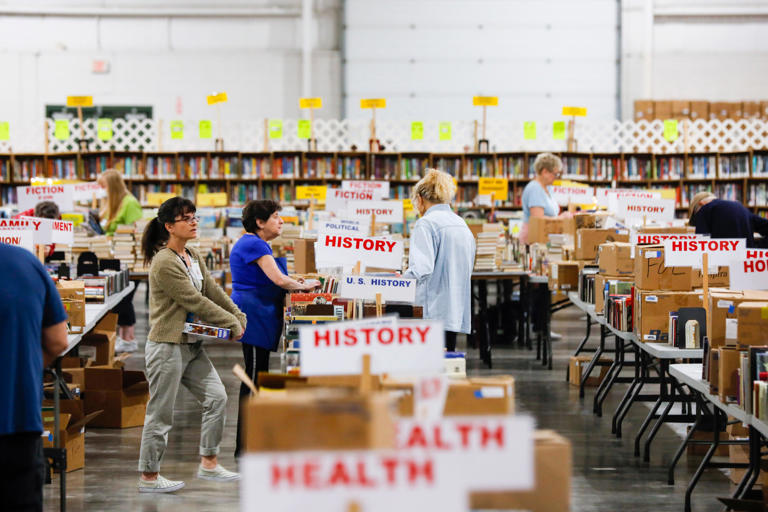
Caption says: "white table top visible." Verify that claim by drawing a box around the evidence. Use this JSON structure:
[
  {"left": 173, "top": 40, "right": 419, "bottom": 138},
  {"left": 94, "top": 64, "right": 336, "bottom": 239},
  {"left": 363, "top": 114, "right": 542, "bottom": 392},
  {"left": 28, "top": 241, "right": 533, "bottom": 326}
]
[
  {"left": 641, "top": 342, "right": 703, "bottom": 360},
  {"left": 669, "top": 363, "right": 750, "bottom": 423},
  {"left": 61, "top": 281, "right": 136, "bottom": 357},
  {"left": 528, "top": 275, "right": 549, "bottom": 284}
]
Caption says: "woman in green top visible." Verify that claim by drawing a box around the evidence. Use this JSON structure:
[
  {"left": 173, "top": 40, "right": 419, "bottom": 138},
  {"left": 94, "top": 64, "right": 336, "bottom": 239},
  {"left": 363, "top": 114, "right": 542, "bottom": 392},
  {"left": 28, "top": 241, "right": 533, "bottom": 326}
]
[{"left": 98, "top": 169, "right": 143, "bottom": 352}]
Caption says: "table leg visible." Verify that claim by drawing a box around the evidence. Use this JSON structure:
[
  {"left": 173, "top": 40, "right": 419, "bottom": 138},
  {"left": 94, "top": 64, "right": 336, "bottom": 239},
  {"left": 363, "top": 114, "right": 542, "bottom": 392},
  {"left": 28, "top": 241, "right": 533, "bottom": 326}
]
[
  {"left": 580, "top": 325, "right": 606, "bottom": 400},
  {"left": 685, "top": 407, "right": 724, "bottom": 512},
  {"left": 613, "top": 345, "right": 645, "bottom": 438},
  {"left": 567, "top": 314, "right": 592, "bottom": 382},
  {"left": 594, "top": 335, "right": 623, "bottom": 417},
  {"left": 668, "top": 388, "right": 705, "bottom": 485},
  {"left": 642, "top": 359, "right": 673, "bottom": 461},
  {"left": 478, "top": 280, "right": 492, "bottom": 369}
]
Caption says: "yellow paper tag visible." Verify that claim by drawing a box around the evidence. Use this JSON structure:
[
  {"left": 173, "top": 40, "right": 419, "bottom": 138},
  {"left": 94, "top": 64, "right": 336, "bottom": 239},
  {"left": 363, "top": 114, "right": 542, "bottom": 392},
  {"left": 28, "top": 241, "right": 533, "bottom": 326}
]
[
  {"left": 562, "top": 106, "right": 587, "bottom": 117},
  {"left": 411, "top": 121, "right": 424, "bottom": 141},
  {"left": 207, "top": 92, "right": 228, "bottom": 105},
  {"left": 268, "top": 119, "right": 283, "bottom": 139},
  {"left": 360, "top": 98, "right": 386, "bottom": 109},
  {"left": 66, "top": 96, "right": 93, "bottom": 107},
  {"left": 281, "top": 216, "right": 299, "bottom": 225},
  {"left": 523, "top": 121, "right": 536, "bottom": 140},
  {"left": 439, "top": 121, "right": 451, "bottom": 141},
  {"left": 61, "top": 213, "right": 84, "bottom": 227},
  {"left": 54, "top": 120, "right": 70, "bottom": 140},
  {"left": 97, "top": 118, "right": 112, "bottom": 141},
  {"left": 296, "top": 185, "right": 327, "bottom": 203},
  {"left": 297, "top": 119, "right": 312, "bottom": 139},
  {"left": 478, "top": 177, "right": 509, "bottom": 201},
  {"left": 403, "top": 199, "right": 414, "bottom": 211},
  {"left": 170, "top": 121, "right": 184, "bottom": 140},
  {"left": 197, "top": 192, "right": 228, "bottom": 207},
  {"left": 0, "top": 121, "right": 9, "bottom": 141},
  {"left": 663, "top": 119, "right": 678, "bottom": 141},
  {"left": 146, "top": 192, "right": 176, "bottom": 206},
  {"left": 657, "top": 188, "right": 676, "bottom": 200},
  {"left": 199, "top": 120, "right": 213, "bottom": 139},
  {"left": 762, "top": 307, "right": 768, "bottom": 320},
  {"left": 552, "top": 121, "right": 566, "bottom": 140},
  {"left": 299, "top": 97, "right": 323, "bottom": 109},
  {"left": 473, "top": 96, "right": 498, "bottom": 107}
]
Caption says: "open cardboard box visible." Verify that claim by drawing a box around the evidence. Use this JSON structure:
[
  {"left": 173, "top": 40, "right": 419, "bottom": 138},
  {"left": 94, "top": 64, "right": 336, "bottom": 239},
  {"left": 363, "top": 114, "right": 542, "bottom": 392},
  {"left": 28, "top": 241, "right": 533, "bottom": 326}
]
[
  {"left": 258, "top": 372, "right": 383, "bottom": 392},
  {"left": 79, "top": 313, "right": 118, "bottom": 367},
  {"left": 42, "top": 399, "right": 103, "bottom": 472},
  {"left": 56, "top": 280, "right": 86, "bottom": 334},
  {"left": 83, "top": 362, "right": 149, "bottom": 428},
  {"left": 385, "top": 376, "right": 515, "bottom": 416}
]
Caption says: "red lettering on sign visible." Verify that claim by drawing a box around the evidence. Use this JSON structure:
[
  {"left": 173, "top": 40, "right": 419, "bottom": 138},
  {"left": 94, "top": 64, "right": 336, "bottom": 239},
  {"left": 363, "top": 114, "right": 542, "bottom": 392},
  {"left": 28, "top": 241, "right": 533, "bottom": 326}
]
[
  {"left": 456, "top": 423, "right": 472, "bottom": 447},
  {"left": 480, "top": 425, "right": 505, "bottom": 448},
  {"left": 415, "top": 326, "right": 431, "bottom": 343},
  {"left": 1, "top": 236, "right": 21, "bottom": 245},
  {"left": 398, "top": 327, "right": 413, "bottom": 344},
  {"left": 271, "top": 463, "right": 295, "bottom": 486},
  {"left": 405, "top": 426, "right": 428, "bottom": 448},
  {"left": 406, "top": 460, "right": 433, "bottom": 485}
]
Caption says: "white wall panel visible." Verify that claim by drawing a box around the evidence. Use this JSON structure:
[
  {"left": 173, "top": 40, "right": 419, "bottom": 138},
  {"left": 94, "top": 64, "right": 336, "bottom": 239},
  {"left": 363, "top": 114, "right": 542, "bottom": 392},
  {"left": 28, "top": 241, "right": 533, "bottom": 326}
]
[{"left": 99, "top": 18, "right": 169, "bottom": 51}]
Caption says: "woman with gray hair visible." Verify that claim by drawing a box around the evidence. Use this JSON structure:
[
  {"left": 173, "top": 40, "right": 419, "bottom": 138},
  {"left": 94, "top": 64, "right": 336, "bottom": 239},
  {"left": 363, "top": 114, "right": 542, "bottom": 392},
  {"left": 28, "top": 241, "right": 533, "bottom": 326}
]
[{"left": 519, "top": 153, "right": 567, "bottom": 245}]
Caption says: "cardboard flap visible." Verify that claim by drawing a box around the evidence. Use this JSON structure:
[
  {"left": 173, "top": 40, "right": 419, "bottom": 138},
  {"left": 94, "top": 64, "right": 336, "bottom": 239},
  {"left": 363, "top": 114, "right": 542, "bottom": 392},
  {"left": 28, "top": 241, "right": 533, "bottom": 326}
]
[
  {"left": 124, "top": 381, "right": 149, "bottom": 395},
  {"left": 84, "top": 367, "right": 124, "bottom": 390},
  {"left": 44, "top": 412, "right": 72, "bottom": 429},
  {"left": 123, "top": 370, "right": 147, "bottom": 387},
  {"left": 66, "top": 410, "right": 103, "bottom": 436}
]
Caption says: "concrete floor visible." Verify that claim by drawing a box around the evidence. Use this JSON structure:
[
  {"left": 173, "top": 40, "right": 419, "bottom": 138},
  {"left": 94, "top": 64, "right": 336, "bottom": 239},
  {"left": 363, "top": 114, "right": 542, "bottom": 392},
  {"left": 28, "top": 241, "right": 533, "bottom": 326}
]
[{"left": 44, "top": 284, "right": 732, "bottom": 511}]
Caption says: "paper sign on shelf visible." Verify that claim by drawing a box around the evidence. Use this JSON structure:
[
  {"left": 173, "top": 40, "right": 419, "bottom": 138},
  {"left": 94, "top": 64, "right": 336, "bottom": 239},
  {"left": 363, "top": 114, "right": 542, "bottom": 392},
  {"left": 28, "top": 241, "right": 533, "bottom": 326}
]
[
  {"left": 170, "top": 121, "right": 184, "bottom": 140},
  {"left": 315, "top": 233, "right": 404, "bottom": 270},
  {"left": 197, "top": 192, "right": 228, "bottom": 207},
  {"left": 411, "top": 121, "right": 424, "bottom": 141},
  {"left": 0, "top": 228, "right": 34, "bottom": 252},
  {"left": 473, "top": 96, "right": 498, "bottom": 106},
  {"left": 268, "top": 119, "right": 283, "bottom": 139},
  {"left": 17, "top": 184, "right": 74, "bottom": 212},
  {"left": 662, "top": 238, "right": 746, "bottom": 269},
  {"left": 630, "top": 231, "right": 703, "bottom": 246},
  {"left": 562, "top": 106, "right": 587, "bottom": 117},
  {"left": 297, "top": 119, "right": 312, "bottom": 139},
  {"left": 403, "top": 198, "right": 414, "bottom": 211},
  {"left": 54, "top": 120, "right": 70, "bottom": 141},
  {"left": 341, "top": 180, "right": 390, "bottom": 196},
  {"left": 663, "top": 119, "right": 679, "bottom": 141},
  {"left": 360, "top": 98, "right": 386, "bottom": 109},
  {"left": 549, "top": 185, "right": 595, "bottom": 206},
  {"left": 552, "top": 121, "right": 566, "bottom": 140},
  {"left": 66, "top": 96, "right": 93, "bottom": 107},
  {"left": 199, "top": 120, "right": 213, "bottom": 139},
  {"left": 598, "top": 188, "right": 662, "bottom": 210},
  {"left": 296, "top": 185, "right": 326, "bottom": 203},
  {"left": 343, "top": 199, "right": 405, "bottom": 224},
  {"left": 478, "top": 177, "right": 508, "bottom": 202},
  {"left": 730, "top": 249, "right": 768, "bottom": 291},
  {"left": 326, "top": 188, "right": 387, "bottom": 214},
  {"left": 72, "top": 181, "right": 106, "bottom": 201},
  {"left": 523, "top": 121, "right": 536, "bottom": 140},
  {"left": 97, "top": 118, "right": 113, "bottom": 141},
  {"left": 299, "top": 97, "right": 322, "bottom": 109},
  {"left": 146, "top": 192, "right": 176, "bottom": 207},
  {"left": 299, "top": 316, "right": 443, "bottom": 376},
  {"left": 438, "top": 121, "right": 451, "bottom": 141},
  {"left": 339, "top": 275, "right": 416, "bottom": 304},
  {"left": 617, "top": 198, "right": 676, "bottom": 222},
  {"left": 0, "top": 121, "right": 8, "bottom": 141},
  {"left": 206, "top": 92, "right": 228, "bottom": 105},
  {"left": 61, "top": 213, "right": 84, "bottom": 227},
  {"left": 316, "top": 219, "right": 371, "bottom": 237},
  {"left": 240, "top": 449, "right": 465, "bottom": 512},
  {"left": 20, "top": 216, "right": 74, "bottom": 245}
]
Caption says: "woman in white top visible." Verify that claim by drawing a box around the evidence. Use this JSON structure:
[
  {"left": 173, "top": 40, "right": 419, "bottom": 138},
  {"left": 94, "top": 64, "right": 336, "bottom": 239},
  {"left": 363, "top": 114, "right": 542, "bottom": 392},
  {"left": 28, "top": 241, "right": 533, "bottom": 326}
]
[{"left": 519, "top": 153, "right": 565, "bottom": 245}]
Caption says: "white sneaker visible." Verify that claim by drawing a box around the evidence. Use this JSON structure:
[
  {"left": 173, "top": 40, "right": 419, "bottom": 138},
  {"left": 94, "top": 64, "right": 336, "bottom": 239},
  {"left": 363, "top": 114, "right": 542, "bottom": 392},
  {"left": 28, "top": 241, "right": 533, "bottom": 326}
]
[
  {"left": 116, "top": 337, "right": 138, "bottom": 354},
  {"left": 550, "top": 331, "right": 563, "bottom": 341},
  {"left": 137, "top": 475, "right": 185, "bottom": 493},
  {"left": 197, "top": 464, "right": 240, "bottom": 482}
]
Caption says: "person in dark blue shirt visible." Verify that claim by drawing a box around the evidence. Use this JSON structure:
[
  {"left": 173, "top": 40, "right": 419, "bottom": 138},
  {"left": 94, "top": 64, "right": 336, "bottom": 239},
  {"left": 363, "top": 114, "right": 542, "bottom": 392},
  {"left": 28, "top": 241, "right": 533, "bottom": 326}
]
[
  {"left": 0, "top": 244, "right": 68, "bottom": 511},
  {"left": 689, "top": 192, "right": 768, "bottom": 248},
  {"left": 228, "top": 200, "right": 318, "bottom": 457}
]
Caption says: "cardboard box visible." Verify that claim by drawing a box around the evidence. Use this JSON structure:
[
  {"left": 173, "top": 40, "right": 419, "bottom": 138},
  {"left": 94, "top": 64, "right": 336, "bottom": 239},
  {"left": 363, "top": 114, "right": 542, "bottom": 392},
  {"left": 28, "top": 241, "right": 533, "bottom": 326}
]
[
  {"left": 293, "top": 238, "right": 317, "bottom": 274},
  {"left": 42, "top": 399, "right": 102, "bottom": 472},
  {"left": 83, "top": 365, "right": 149, "bottom": 428},
  {"left": 689, "top": 101, "right": 709, "bottom": 121},
  {"left": 761, "top": 101, "right": 768, "bottom": 120},
  {"left": 393, "top": 376, "right": 515, "bottom": 417},
  {"left": 595, "top": 274, "right": 635, "bottom": 315},
  {"left": 743, "top": 101, "right": 762, "bottom": 119},
  {"left": 56, "top": 279, "right": 86, "bottom": 301},
  {"left": 242, "top": 391, "right": 395, "bottom": 452},
  {"left": 528, "top": 217, "right": 564, "bottom": 245},
  {"left": 634, "top": 100, "right": 654, "bottom": 122},
  {"left": 686, "top": 426, "right": 728, "bottom": 457},
  {"left": 598, "top": 242, "right": 634, "bottom": 275},
  {"left": 736, "top": 302, "right": 768, "bottom": 347},
  {"left": 671, "top": 100, "right": 691, "bottom": 119},
  {"left": 726, "top": 101, "right": 743, "bottom": 119},
  {"left": 718, "top": 347, "right": 742, "bottom": 402},
  {"left": 635, "top": 289, "right": 702, "bottom": 343},
  {"left": 634, "top": 244, "right": 693, "bottom": 291},
  {"left": 575, "top": 228, "right": 629, "bottom": 261},
  {"left": 469, "top": 430, "right": 572, "bottom": 512},
  {"left": 57, "top": 280, "right": 86, "bottom": 334},
  {"left": 569, "top": 356, "right": 609, "bottom": 387},
  {"left": 710, "top": 101, "right": 729, "bottom": 120},
  {"left": 691, "top": 266, "right": 730, "bottom": 288},
  {"left": 79, "top": 313, "right": 118, "bottom": 366},
  {"left": 549, "top": 262, "right": 579, "bottom": 291},
  {"left": 653, "top": 100, "right": 673, "bottom": 120}
]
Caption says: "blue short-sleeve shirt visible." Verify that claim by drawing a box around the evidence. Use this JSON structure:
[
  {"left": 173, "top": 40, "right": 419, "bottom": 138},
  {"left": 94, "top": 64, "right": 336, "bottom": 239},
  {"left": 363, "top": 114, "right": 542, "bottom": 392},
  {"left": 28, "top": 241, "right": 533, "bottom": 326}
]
[
  {"left": 0, "top": 244, "right": 67, "bottom": 435},
  {"left": 522, "top": 180, "right": 559, "bottom": 222},
  {"left": 230, "top": 234, "right": 274, "bottom": 290}
]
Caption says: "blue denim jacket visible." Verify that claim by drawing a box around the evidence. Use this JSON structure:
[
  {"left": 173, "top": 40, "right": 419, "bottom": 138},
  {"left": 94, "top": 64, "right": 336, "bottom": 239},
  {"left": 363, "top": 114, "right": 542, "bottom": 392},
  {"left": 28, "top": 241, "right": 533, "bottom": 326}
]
[{"left": 404, "top": 204, "right": 475, "bottom": 334}]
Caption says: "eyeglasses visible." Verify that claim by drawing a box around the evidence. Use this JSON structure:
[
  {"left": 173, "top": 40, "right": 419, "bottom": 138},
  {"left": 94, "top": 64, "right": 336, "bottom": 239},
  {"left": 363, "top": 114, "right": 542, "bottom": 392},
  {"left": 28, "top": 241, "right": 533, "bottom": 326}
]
[
  {"left": 174, "top": 215, "right": 200, "bottom": 225},
  {"left": 546, "top": 168, "right": 562, "bottom": 177}
]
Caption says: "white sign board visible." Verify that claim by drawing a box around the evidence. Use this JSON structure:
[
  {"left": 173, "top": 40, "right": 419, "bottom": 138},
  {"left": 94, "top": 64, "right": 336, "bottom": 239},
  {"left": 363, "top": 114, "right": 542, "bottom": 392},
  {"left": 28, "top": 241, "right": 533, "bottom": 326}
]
[
  {"left": 17, "top": 185, "right": 75, "bottom": 212},
  {"left": 299, "top": 317, "right": 444, "bottom": 376},
  {"left": 20, "top": 216, "right": 74, "bottom": 245},
  {"left": 631, "top": 231, "right": 703, "bottom": 246},
  {"left": 663, "top": 238, "right": 746, "bottom": 269},
  {"left": 413, "top": 376, "right": 450, "bottom": 421},
  {"left": 240, "top": 450, "right": 464, "bottom": 512},
  {"left": 596, "top": 188, "right": 661, "bottom": 210},
  {"left": 342, "top": 180, "right": 390, "bottom": 196},
  {"left": 339, "top": 275, "right": 416, "bottom": 303},
  {"left": 72, "top": 182, "right": 106, "bottom": 202},
  {"left": 317, "top": 219, "right": 371, "bottom": 237},
  {"left": 729, "top": 249, "right": 768, "bottom": 291},
  {"left": 618, "top": 198, "right": 676, "bottom": 222},
  {"left": 325, "top": 188, "right": 386, "bottom": 214},
  {"left": 550, "top": 185, "right": 595, "bottom": 206},
  {"left": 343, "top": 200, "right": 404, "bottom": 224},
  {"left": 0, "top": 229, "right": 34, "bottom": 252},
  {"left": 315, "top": 234, "right": 404, "bottom": 270},
  {"left": 396, "top": 416, "right": 535, "bottom": 491}
]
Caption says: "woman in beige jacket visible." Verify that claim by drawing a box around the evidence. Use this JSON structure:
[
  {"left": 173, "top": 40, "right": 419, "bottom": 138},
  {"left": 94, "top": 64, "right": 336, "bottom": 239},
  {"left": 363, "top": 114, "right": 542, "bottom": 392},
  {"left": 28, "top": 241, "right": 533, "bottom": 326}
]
[{"left": 136, "top": 197, "right": 246, "bottom": 493}]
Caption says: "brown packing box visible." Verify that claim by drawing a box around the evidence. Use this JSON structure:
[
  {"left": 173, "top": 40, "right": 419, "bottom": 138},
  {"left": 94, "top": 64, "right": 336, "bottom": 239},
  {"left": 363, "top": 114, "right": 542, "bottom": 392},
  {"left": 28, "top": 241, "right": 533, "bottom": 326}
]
[
  {"left": 469, "top": 430, "right": 572, "bottom": 512},
  {"left": 762, "top": 101, "right": 768, "bottom": 120},
  {"left": 708, "top": 290, "right": 768, "bottom": 348},
  {"left": 691, "top": 266, "right": 730, "bottom": 288},
  {"left": 293, "top": 238, "right": 317, "bottom": 274},
  {"left": 568, "top": 356, "right": 609, "bottom": 387},
  {"left": 736, "top": 302, "right": 768, "bottom": 347},
  {"left": 728, "top": 438, "right": 768, "bottom": 487},
  {"left": 56, "top": 279, "right": 85, "bottom": 301},
  {"left": 653, "top": 100, "right": 672, "bottom": 120},
  {"left": 635, "top": 289, "right": 702, "bottom": 343},
  {"left": 83, "top": 365, "right": 149, "bottom": 428},
  {"left": 710, "top": 101, "right": 729, "bottom": 120},
  {"left": 595, "top": 274, "right": 635, "bottom": 315},
  {"left": 548, "top": 262, "right": 579, "bottom": 291},
  {"left": 575, "top": 228, "right": 629, "bottom": 261},
  {"left": 634, "top": 244, "right": 693, "bottom": 291},
  {"left": 671, "top": 100, "right": 690, "bottom": 119},
  {"left": 717, "top": 347, "right": 742, "bottom": 402},
  {"left": 528, "top": 217, "right": 563, "bottom": 244},
  {"left": 57, "top": 280, "right": 86, "bottom": 334},
  {"left": 79, "top": 313, "right": 118, "bottom": 367},
  {"left": 686, "top": 426, "right": 728, "bottom": 457},
  {"left": 563, "top": 212, "right": 611, "bottom": 239},
  {"left": 393, "top": 376, "right": 515, "bottom": 416},
  {"left": 242, "top": 391, "right": 395, "bottom": 452},
  {"left": 726, "top": 101, "right": 743, "bottom": 119},
  {"left": 689, "top": 101, "right": 709, "bottom": 120},
  {"left": 42, "top": 399, "right": 102, "bottom": 472},
  {"left": 743, "top": 101, "right": 762, "bottom": 119},
  {"left": 634, "top": 100, "right": 654, "bottom": 121},
  {"left": 598, "top": 242, "right": 634, "bottom": 275}
]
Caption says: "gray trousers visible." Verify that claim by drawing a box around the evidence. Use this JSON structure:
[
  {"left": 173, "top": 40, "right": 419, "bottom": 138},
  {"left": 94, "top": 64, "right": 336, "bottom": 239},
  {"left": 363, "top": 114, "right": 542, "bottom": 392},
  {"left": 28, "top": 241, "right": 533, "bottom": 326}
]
[{"left": 138, "top": 340, "right": 227, "bottom": 472}]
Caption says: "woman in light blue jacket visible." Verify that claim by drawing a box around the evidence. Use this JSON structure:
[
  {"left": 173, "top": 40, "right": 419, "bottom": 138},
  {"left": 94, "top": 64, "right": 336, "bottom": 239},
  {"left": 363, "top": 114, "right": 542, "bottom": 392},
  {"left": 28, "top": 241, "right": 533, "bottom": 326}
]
[{"left": 403, "top": 169, "right": 475, "bottom": 351}]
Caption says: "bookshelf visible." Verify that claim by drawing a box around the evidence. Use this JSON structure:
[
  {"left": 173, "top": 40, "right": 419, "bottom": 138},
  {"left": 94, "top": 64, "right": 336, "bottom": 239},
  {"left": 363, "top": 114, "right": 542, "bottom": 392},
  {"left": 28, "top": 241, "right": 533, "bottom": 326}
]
[
  {"left": 496, "top": 153, "right": 527, "bottom": 179},
  {"left": 463, "top": 153, "right": 497, "bottom": 180},
  {"left": 241, "top": 152, "right": 271, "bottom": 179},
  {"left": 179, "top": 151, "right": 210, "bottom": 180},
  {"left": 145, "top": 152, "right": 178, "bottom": 179},
  {"left": 431, "top": 153, "right": 464, "bottom": 178},
  {"left": 687, "top": 153, "right": 717, "bottom": 179},
  {"left": 623, "top": 153, "right": 654, "bottom": 181},
  {"left": 211, "top": 151, "right": 240, "bottom": 179},
  {"left": 113, "top": 152, "right": 144, "bottom": 178},
  {"left": 302, "top": 152, "right": 335, "bottom": 179},
  {"left": 398, "top": 152, "right": 429, "bottom": 181},
  {"left": 48, "top": 152, "right": 79, "bottom": 180},
  {"left": 591, "top": 153, "right": 623, "bottom": 181},
  {"left": 337, "top": 152, "right": 367, "bottom": 179},
  {"left": 370, "top": 153, "right": 399, "bottom": 180},
  {"left": 559, "top": 152, "right": 590, "bottom": 181},
  {"left": 80, "top": 151, "right": 110, "bottom": 180}
]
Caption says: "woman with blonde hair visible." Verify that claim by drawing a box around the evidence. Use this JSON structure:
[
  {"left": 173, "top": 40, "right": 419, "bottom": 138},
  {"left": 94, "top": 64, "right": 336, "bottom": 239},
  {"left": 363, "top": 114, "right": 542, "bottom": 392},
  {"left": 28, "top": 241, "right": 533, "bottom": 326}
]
[
  {"left": 403, "top": 168, "right": 475, "bottom": 351},
  {"left": 98, "top": 169, "right": 143, "bottom": 352}
]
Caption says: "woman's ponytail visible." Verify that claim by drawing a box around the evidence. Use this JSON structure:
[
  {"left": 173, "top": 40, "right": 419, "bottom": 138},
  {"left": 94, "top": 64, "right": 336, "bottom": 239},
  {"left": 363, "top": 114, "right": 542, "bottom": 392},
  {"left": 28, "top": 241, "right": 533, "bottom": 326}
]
[{"left": 141, "top": 217, "right": 168, "bottom": 266}]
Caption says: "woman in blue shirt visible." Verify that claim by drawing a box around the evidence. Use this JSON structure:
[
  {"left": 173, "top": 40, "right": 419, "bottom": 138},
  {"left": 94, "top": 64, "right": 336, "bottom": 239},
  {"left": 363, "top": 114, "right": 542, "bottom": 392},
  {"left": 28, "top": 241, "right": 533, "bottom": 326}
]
[
  {"left": 404, "top": 169, "right": 476, "bottom": 351},
  {"left": 520, "top": 152, "right": 563, "bottom": 245},
  {"left": 229, "top": 200, "right": 318, "bottom": 457}
]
